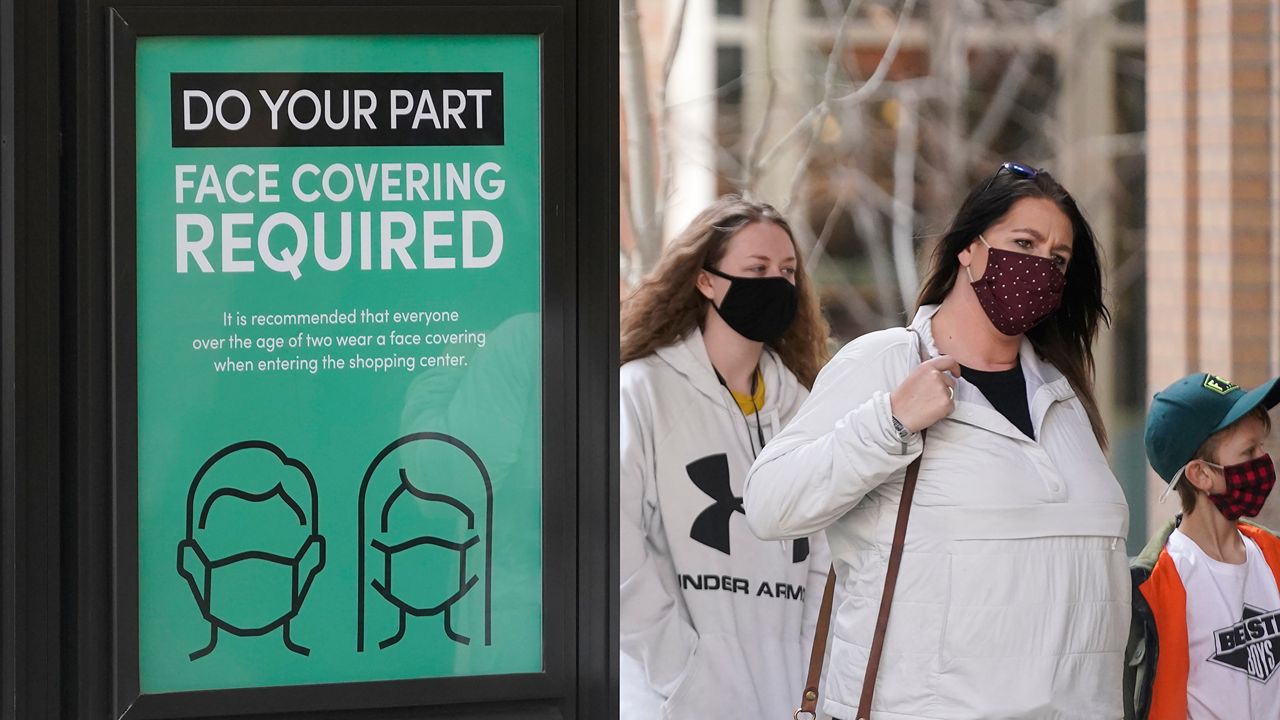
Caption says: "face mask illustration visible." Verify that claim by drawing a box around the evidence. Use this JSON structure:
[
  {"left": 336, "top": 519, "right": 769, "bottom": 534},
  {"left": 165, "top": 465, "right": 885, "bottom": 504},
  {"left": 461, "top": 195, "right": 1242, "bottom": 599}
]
[
  {"left": 179, "top": 535, "right": 324, "bottom": 637},
  {"left": 370, "top": 535, "right": 481, "bottom": 640},
  {"left": 176, "top": 441, "right": 325, "bottom": 660},
  {"left": 357, "top": 432, "right": 493, "bottom": 652}
]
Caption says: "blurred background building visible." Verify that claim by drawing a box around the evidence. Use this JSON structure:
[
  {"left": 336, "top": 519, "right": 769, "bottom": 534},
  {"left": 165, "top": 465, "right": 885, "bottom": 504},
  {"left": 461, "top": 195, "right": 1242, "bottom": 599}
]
[{"left": 621, "top": 0, "right": 1280, "bottom": 548}]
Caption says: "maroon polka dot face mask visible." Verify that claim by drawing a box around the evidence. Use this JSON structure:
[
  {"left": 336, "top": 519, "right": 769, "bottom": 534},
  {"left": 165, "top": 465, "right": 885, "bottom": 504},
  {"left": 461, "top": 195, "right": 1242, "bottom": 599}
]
[{"left": 967, "top": 235, "right": 1066, "bottom": 336}]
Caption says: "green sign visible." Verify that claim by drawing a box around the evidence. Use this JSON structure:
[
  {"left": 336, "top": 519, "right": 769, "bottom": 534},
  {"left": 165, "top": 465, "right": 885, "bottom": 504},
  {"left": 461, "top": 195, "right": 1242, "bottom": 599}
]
[{"left": 135, "top": 35, "right": 542, "bottom": 694}]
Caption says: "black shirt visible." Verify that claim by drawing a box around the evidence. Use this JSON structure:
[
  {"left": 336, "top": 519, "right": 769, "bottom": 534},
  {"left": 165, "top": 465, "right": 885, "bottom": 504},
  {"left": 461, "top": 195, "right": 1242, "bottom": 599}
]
[{"left": 960, "top": 361, "right": 1035, "bottom": 439}]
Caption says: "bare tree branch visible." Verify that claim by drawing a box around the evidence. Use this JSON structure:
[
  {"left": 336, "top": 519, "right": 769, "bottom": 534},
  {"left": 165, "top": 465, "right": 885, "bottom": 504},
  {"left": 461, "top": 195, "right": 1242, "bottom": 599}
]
[
  {"left": 620, "top": 0, "right": 661, "bottom": 271},
  {"left": 660, "top": 0, "right": 689, "bottom": 83},
  {"left": 831, "top": 0, "right": 918, "bottom": 105},
  {"left": 967, "top": 50, "right": 1033, "bottom": 152},
  {"left": 837, "top": 161, "right": 932, "bottom": 231},
  {"left": 741, "top": 0, "right": 778, "bottom": 194},
  {"left": 832, "top": 284, "right": 885, "bottom": 332},
  {"left": 815, "top": 65, "right": 902, "bottom": 323},
  {"left": 818, "top": 0, "right": 844, "bottom": 24},
  {"left": 779, "top": 0, "right": 860, "bottom": 210},
  {"left": 851, "top": 195, "right": 900, "bottom": 325},
  {"left": 891, "top": 88, "right": 920, "bottom": 312},
  {"left": 792, "top": 211, "right": 883, "bottom": 331},
  {"left": 805, "top": 194, "right": 848, "bottom": 274},
  {"left": 619, "top": 0, "right": 1142, "bottom": 340},
  {"left": 754, "top": 0, "right": 860, "bottom": 177},
  {"left": 825, "top": 245, "right": 892, "bottom": 330},
  {"left": 783, "top": 0, "right": 920, "bottom": 210},
  {"left": 1108, "top": 236, "right": 1144, "bottom": 300},
  {"left": 754, "top": 105, "right": 821, "bottom": 179},
  {"left": 656, "top": 0, "right": 690, "bottom": 218},
  {"left": 921, "top": 0, "right": 974, "bottom": 226}
]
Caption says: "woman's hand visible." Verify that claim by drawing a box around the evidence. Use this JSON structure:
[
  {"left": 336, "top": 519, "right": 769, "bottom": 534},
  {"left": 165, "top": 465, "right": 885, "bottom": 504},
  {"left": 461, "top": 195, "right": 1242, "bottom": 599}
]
[{"left": 888, "top": 355, "right": 960, "bottom": 432}]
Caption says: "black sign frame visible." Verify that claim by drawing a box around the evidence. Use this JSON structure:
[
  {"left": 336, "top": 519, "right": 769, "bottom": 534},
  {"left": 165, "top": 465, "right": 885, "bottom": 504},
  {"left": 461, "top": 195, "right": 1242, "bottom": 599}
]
[{"left": 105, "top": 6, "right": 585, "bottom": 719}]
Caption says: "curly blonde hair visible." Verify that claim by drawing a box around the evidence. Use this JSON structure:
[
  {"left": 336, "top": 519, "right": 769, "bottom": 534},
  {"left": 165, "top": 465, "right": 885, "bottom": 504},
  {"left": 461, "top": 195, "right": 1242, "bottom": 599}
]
[{"left": 621, "top": 195, "right": 830, "bottom": 388}]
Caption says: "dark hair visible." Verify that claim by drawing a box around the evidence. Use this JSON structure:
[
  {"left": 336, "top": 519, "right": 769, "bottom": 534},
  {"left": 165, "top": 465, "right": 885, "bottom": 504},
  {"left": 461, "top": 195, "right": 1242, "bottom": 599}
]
[
  {"left": 916, "top": 167, "right": 1111, "bottom": 448},
  {"left": 620, "top": 195, "right": 830, "bottom": 388},
  {"left": 1180, "top": 405, "right": 1273, "bottom": 515}
]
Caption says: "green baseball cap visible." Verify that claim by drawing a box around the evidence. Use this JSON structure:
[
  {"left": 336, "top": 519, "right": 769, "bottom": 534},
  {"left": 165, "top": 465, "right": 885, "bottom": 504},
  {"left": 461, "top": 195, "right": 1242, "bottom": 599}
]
[{"left": 1145, "top": 373, "right": 1280, "bottom": 485}]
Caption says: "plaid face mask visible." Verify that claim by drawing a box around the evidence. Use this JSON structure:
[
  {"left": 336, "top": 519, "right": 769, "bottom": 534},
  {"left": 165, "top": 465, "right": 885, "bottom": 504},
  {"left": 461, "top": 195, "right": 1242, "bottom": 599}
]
[{"left": 1206, "top": 453, "right": 1277, "bottom": 521}]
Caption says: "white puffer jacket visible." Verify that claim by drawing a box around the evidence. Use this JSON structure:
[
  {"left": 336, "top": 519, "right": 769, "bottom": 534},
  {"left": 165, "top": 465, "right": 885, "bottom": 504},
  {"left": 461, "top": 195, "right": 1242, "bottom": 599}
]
[
  {"left": 744, "top": 305, "right": 1130, "bottom": 720},
  {"left": 620, "top": 328, "right": 831, "bottom": 720}
]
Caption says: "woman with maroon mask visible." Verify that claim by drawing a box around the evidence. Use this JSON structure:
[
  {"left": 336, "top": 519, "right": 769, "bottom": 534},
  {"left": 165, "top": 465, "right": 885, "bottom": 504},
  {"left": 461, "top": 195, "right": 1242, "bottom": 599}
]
[{"left": 744, "top": 163, "right": 1129, "bottom": 719}]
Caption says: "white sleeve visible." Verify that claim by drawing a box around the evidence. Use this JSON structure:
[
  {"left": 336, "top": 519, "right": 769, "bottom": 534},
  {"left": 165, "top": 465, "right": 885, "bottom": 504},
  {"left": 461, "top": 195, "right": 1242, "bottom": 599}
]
[
  {"left": 618, "top": 371, "right": 697, "bottom": 697},
  {"left": 743, "top": 336, "right": 923, "bottom": 540}
]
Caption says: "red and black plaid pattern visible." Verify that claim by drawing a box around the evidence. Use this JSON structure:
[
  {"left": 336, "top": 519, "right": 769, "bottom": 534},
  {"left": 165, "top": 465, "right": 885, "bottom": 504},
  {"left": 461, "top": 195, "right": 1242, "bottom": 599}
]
[
  {"left": 971, "top": 247, "right": 1067, "bottom": 336},
  {"left": 1210, "top": 453, "right": 1277, "bottom": 521}
]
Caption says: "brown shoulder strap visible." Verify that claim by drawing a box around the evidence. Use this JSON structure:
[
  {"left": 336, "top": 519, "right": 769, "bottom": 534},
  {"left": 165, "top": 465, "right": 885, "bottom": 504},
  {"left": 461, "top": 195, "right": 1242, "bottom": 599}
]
[
  {"left": 854, "top": 448, "right": 924, "bottom": 719},
  {"left": 796, "top": 455, "right": 925, "bottom": 720},
  {"left": 795, "top": 329, "right": 930, "bottom": 720},
  {"left": 795, "top": 569, "right": 835, "bottom": 719}
]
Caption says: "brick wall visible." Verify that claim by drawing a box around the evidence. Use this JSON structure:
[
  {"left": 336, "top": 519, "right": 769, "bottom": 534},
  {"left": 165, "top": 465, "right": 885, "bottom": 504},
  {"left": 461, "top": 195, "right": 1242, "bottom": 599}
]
[{"left": 1146, "top": 0, "right": 1280, "bottom": 533}]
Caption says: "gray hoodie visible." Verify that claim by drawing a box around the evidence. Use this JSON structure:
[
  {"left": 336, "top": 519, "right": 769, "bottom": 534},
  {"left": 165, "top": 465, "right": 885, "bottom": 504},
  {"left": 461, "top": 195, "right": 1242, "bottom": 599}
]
[{"left": 620, "top": 328, "right": 831, "bottom": 719}]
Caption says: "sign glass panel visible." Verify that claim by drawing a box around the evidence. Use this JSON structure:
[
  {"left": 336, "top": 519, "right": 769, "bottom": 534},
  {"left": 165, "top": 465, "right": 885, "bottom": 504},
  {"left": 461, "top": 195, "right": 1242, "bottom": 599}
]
[{"left": 134, "top": 34, "right": 543, "bottom": 693}]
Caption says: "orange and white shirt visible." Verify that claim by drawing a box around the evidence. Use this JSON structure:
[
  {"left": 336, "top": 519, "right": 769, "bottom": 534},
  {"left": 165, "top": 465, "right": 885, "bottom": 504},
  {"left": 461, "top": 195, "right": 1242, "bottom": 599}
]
[
  {"left": 1166, "top": 528, "right": 1280, "bottom": 719},
  {"left": 1139, "top": 523, "right": 1280, "bottom": 720}
]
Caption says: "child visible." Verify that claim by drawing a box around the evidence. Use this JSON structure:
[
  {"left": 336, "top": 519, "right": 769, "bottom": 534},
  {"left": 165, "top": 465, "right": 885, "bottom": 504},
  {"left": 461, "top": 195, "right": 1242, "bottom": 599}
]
[{"left": 1126, "top": 373, "right": 1280, "bottom": 719}]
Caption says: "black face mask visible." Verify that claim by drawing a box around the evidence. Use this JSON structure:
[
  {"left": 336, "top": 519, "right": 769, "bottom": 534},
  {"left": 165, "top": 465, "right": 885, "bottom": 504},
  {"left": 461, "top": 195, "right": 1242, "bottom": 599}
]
[{"left": 703, "top": 266, "right": 798, "bottom": 343}]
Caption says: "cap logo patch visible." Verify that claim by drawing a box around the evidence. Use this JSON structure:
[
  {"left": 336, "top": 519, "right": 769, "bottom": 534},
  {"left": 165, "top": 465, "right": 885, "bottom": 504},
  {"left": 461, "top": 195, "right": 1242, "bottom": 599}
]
[{"left": 1204, "top": 374, "right": 1239, "bottom": 395}]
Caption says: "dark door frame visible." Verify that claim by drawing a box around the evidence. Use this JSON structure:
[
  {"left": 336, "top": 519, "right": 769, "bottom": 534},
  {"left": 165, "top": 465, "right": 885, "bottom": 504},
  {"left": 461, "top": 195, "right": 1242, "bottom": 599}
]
[{"left": 0, "top": 1, "right": 617, "bottom": 718}]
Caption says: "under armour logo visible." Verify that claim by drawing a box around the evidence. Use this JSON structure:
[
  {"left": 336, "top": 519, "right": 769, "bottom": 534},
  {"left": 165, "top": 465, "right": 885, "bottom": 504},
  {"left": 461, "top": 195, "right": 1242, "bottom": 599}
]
[{"left": 686, "top": 454, "right": 808, "bottom": 562}]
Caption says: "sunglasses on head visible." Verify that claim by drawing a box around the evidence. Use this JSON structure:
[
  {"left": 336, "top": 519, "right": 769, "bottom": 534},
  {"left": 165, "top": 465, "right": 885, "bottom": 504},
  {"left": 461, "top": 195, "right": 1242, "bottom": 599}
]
[{"left": 978, "top": 161, "right": 1039, "bottom": 196}]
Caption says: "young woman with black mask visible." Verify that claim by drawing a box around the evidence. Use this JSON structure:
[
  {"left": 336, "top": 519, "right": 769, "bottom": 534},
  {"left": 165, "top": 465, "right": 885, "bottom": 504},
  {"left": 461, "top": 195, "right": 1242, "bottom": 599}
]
[
  {"left": 744, "top": 165, "right": 1129, "bottom": 719},
  {"left": 619, "top": 196, "right": 832, "bottom": 719}
]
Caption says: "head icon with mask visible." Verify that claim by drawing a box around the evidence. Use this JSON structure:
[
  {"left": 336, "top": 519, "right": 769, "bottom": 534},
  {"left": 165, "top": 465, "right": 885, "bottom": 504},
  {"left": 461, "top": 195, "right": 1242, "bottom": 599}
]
[
  {"left": 356, "top": 432, "right": 492, "bottom": 652},
  {"left": 176, "top": 440, "right": 325, "bottom": 660}
]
